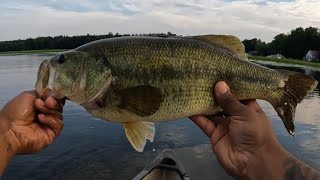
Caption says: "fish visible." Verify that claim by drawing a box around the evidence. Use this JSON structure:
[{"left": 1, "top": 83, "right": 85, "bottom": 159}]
[{"left": 35, "top": 35, "right": 318, "bottom": 152}]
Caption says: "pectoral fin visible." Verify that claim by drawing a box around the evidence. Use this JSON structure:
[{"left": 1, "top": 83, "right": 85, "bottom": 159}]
[
  {"left": 123, "top": 122, "right": 155, "bottom": 152},
  {"left": 114, "top": 85, "right": 163, "bottom": 117}
]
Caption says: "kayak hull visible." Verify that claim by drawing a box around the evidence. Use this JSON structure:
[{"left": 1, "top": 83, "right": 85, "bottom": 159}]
[{"left": 133, "top": 149, "right": 190, "bottom": 180}]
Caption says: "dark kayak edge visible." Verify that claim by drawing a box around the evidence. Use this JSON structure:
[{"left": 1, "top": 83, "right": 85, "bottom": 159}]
[{"left": 133, "top": 149, "right": 190, "bottom": 180}]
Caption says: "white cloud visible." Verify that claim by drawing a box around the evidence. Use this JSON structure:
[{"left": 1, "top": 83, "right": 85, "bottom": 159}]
[{"left": 0, "top": 0, "right": 319, "bottom": 42}]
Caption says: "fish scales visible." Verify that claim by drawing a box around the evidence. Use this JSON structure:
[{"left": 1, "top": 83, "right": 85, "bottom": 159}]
[{"left": 77, "top": 37, "right": 280, "bottom": 121}]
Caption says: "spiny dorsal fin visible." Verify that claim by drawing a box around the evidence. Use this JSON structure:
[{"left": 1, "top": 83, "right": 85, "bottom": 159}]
[
  {"left": 123, "top": 122, "right": 155, "bottom": 152},
  {"left": 192, "top": 35, "right": 248, "bottom": 60},
  {"left": 114, "top": 85, "right": 163, "bottom": 117}
]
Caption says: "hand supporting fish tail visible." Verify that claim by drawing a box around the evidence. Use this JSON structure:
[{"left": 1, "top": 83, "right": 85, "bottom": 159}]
[{"left": 191, "top": 81, "right": 320, "bottom": 179}]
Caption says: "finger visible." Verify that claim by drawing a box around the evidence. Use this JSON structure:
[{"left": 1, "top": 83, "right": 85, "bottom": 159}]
[
  {"left": 190, "top": 115, "right": 216, "bottom": 137},
  {"left": 40, "top": 124, "right": 56, "bottom": 143},
  {"left": 38, "top": 114, "right": 63, "bottom": 136},
  {"left": 35, "top": 100, "right": 63, "bottom": 120},
  {"left": 207, "top": 115, "right": 225, "bottom": 127},
  {"left": 241, "top": 99, "right": 264, "bottom": 114},
  {"left": 21, "top": 90, "right": 38, "bottom": 99},
  {"left": 45, "top": 97, "right": 64, "bottom": 112},
  {"left": 214, "top": 81, "right": 248, "bottom": 115},
  {"left": 241, "top": 99, "right": 261, "bottom": 110},
  {"left": 210, "top": 118, "right": 229, "bottom": 146},
  {"left": 50, "top": 97, "right": 65, "bottom": 107}
]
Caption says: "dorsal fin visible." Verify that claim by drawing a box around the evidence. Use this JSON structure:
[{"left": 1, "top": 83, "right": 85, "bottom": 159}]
[{"left": 192, "top": 35, "right": 248, "bottom": 60}]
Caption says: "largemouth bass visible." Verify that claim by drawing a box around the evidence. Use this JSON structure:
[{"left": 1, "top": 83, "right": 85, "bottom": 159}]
[{"left": 35, "top": 35, "right": 318, "bottom": 152}]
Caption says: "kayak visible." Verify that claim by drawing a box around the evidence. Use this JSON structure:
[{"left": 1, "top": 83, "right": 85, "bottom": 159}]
[{"left": 133, "top": 149, "right": 190, "bottom": 180}]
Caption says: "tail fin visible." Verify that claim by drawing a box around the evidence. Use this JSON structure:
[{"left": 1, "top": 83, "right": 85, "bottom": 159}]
[{"left": 272, "top": 70, "right": 318, "bottom": 136}]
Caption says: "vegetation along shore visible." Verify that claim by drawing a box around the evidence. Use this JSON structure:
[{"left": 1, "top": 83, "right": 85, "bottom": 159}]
[
  {"left": 0, "top": 49, "right": 67, "bottom": 56},
  {"left": 1, "top": 27, "right": 319, "bottom": 68},
  {"left": 249, "top": 55, "right": 320, "bottom": 69}
]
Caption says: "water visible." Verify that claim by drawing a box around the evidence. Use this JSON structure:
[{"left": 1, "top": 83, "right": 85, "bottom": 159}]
[{"left": 0, "top": 55, "right": 320, "bottom": 180}]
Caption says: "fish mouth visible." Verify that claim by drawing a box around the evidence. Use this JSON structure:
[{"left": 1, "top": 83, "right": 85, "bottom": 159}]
[
  {"left": 35, "top": 60, "right": 65, "bottom": 99},
  {"left": 35, "top": 60, "right": 50, "bottom": 91}
]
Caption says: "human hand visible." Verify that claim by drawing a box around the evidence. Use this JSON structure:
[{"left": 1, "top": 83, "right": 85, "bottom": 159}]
[
  {"left": 190, "top": 82, "right": 284, "bottom": 179},
  {"left": 0, "top": 90, "right": 64, "bottom": 155}
]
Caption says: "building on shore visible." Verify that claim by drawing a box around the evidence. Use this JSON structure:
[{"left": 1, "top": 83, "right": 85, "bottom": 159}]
[
  {"left": 267, "top": 53, "right": 285, "bottom": 59},
  {"left": 305, "top": 50, "right": 320, "bottom": 62},
  {"left": 247, "top": 51, "right": 258, "bottom": 56}
]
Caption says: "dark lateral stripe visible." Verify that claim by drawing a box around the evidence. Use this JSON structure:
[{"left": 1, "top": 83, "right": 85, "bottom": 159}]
[{"left": 79, "top": 36, "right": 279, "bottom": 88}]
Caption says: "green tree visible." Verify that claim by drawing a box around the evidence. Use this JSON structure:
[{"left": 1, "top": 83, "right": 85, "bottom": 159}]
[
  {"left": 242, "top": 38, "right": 259, "bottom": 52},
  {"left": 255, "top": 40, "right": 271, "bottom": 56}
]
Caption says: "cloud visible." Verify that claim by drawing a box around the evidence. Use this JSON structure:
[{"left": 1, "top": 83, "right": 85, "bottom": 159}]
[{"left": 0, "top": 0, "right": 319, "bottom": 42}]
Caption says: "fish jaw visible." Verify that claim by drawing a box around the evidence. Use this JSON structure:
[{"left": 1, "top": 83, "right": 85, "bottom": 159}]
[
  {"left": 35, "top": 60, "right": 65, "bottom": 99},
  {"left": 35, "top": 60, "right": 50, "bottom": 92}
]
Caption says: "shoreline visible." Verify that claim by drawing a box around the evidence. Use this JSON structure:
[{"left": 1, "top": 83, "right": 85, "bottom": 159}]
[
  {"left": 250, "top": 59, "right": 320, "bottom": 71},
  {"left": 0, "top": 49, "right": 67, "bottom": 56},
  {"left": 1, "top": 50, "right": 320, "bottom": 71},
  {"left": 248, "top": 55, "right": 320, "bottom": 69}
]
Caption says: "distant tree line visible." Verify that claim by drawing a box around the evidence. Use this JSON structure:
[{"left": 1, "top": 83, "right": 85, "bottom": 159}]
[
  {"left": 242, "top": 27, "right": 320, "bottom": 59},
  {"left": 2, "top": 27, "right": 320, "bottom": 60},
  {"left": 0, "top": 32, "right": 177, "bottom": 52}
]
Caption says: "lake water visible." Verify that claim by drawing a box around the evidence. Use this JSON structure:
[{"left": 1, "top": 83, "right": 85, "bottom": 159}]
[{"left": 0, "top": 54, "right": 320, "bottom": 180}]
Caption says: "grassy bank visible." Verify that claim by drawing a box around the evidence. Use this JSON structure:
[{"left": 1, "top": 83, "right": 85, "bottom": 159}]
[
  {"left": 1, "top": 50, "right": 320, "bottom": 69},
  {"left": 249, "top": 55, "right": 320, "bottom": 69},
  {"left": 0, "top": 49, "right": 68, "bottom": 55}
]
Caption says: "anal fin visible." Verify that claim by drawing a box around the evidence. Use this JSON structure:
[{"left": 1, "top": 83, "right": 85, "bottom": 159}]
[{"left": 123, "top": 122, "right": 155, "bottom": 152}]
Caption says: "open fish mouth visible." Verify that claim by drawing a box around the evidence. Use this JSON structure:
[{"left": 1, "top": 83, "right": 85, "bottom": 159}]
[{"left": 35, "top": 60, "right": 65, "bottom": 99}]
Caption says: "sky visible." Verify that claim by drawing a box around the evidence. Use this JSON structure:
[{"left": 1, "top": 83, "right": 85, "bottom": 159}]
[{"left": 0, "top": 0, "right": 319, "bottom": 42}]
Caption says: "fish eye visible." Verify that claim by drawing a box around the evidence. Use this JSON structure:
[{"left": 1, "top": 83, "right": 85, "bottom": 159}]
[{"left": 58, "top": 54, "right": 66, "bottom": 64}]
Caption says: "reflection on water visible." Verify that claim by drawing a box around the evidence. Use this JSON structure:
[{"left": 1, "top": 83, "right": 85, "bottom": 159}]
[{"left": 0, "top": 55, "right": 320, "bottom": 180}]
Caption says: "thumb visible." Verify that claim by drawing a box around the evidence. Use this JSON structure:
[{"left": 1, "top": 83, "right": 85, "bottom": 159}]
[{"left": 214, "top": 81, "right": 247, "bottom": 115}]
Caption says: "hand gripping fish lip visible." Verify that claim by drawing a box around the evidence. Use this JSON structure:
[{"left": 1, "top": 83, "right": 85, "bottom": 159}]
[{"left": 35, "top": 60, "right": 65, "bottom": 99}]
